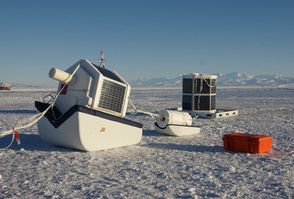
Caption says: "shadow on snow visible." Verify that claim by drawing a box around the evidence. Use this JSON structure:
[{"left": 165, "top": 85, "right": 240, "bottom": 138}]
[
  {"left": 0, "top": 134, "right": 73, "bottom": 152},
  {"left": 143, "top": 130, "right": 224, "bottom": 153},
  {"left": 1, "top": 129, "right": 223, "bottom": 153},
  {"left": 144, "top": 143, "right": 224, "bottom": 153},
  {"left": 143, "top": 130, "right": 165, "bottom": 137},
  {"left": 0, "top": 109, "right": 37, "bottom": 114}
]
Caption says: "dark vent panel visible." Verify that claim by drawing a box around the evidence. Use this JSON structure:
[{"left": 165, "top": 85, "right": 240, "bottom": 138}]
[
  {"left": 98, "top": 80, "right": 126, "bottom": 113},
  {"left": 182, "top": 95, "right": 192, "bottom": 110},
  {"left": 194, "top": 79, "right": 216, "bottom": 94},
  {"left": 183, "top": 79, "right": 193, "bottom": 93},
  {"left": 194, "top": 95, "right": 216, "bottom": 110}
]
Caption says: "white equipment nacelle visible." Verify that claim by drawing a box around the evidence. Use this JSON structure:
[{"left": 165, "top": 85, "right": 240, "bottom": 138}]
[
  {"left": 51, "top": 59, "right": 130, "bottom": 118},
  {"left": 35, "top": 58, "right": 142, "bottom": 151}
]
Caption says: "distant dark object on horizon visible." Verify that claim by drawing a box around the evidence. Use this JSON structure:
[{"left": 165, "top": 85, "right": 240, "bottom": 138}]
[{"left": 0, "top": 82, "right": 10, "bottom": 90}]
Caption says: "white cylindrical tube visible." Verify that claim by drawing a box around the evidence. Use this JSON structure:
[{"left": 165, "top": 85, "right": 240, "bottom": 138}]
[
  {"left": 156, "top": 110, "right": 192, "bottom": 128},
  {"left": 49, "top": 68, "right": 72, "bottom": 83}
]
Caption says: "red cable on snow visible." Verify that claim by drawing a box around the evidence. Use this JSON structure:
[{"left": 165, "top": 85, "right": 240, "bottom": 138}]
[{"left": 12, "top": 128, "right": 21, "bottom": 145}]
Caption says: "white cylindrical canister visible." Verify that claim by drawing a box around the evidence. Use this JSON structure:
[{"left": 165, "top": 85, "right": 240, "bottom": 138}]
[
  {"left": 49, "top": 68, "right": 73, "bottom": 83},
  {"left": 156, "top": 110, "right": 192, "bottom": 128}
]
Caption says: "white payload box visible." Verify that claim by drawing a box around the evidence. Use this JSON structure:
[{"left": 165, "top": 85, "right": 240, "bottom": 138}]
[{"left": 35, "top": 58, "right": 142, "bottom": 151}]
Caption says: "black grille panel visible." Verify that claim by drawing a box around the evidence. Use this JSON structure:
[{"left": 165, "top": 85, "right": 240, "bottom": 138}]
[
  {"left": 194, "top": 79, "right": 216, "bottom": 94},
  {"left": 183, "top": 79, "right": 193, "bottom": 93},
  {"left": 194, "top": 95, "right": 216, "bottom": 110},
  {"left": 182, "top": 95, "right": 192, "bottom": 110},
  {"left": 98, "top": 80, "right": 126, "bottom": 114}
]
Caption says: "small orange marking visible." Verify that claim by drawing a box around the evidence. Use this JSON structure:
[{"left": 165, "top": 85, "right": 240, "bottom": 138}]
[{"left": 99, "top": 127, "right": 106, "bottom": 133}]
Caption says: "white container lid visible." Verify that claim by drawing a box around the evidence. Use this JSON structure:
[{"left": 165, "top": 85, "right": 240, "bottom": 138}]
[{"left": 183, "top": 73, "right": 217, "bottom": 79}]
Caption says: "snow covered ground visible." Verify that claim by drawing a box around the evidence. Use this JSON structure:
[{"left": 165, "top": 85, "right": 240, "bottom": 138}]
[{"left": 0, "top": 87, "right": 293, "bottom": 198}]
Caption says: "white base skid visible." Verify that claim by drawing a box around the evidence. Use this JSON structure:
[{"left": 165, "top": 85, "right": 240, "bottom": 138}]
[
  {"left": 36, "top": 102, "right": 142, "bottom": 151},
  {"left": 154, "top": 123, "right": 201, "bottom": 136},
  {"left": 191, "top": 109, "right": 239, "bottom": 119}
]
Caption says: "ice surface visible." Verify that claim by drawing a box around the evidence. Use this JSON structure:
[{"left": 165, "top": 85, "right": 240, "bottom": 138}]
[{"left": 0, "top": 88, "right": 293, "bottom": 198}]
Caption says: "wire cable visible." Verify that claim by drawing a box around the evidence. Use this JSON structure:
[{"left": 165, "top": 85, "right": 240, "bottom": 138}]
[
  {"left": 128, "top": 99, "right": 158, "bottom": 119},
  {"left": 0, "top": 64, "right": 80, "bottom": 149}
]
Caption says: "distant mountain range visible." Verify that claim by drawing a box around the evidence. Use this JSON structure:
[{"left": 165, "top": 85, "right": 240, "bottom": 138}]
[
  {"left": 130, "top": 72, "right": 294, "bottom": 87},
  {"left": 2, "top": 72, "right": 294, "bottom": 88}
]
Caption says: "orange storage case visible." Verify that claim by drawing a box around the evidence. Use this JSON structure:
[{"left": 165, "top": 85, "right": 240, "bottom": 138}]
[{"left": 223, "top": 133, "right": 272, "bottom": 153}]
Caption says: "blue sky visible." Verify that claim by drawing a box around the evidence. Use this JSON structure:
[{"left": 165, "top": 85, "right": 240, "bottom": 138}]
[{"left": 0, "top": 0, "right": 293, "bottom": 86}]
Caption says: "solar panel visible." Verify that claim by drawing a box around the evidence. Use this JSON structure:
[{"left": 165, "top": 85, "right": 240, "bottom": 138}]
[
  {"left": 92, "top": 63, "right": 123, "bottom": 83},
  {"left": 98, "top": 80, "right": 126, "bottom": 114}
]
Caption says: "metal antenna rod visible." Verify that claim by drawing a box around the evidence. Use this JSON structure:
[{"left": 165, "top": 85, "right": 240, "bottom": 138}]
[{"left": 99, "top": 50, "right": 106, "bottom": 69}]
